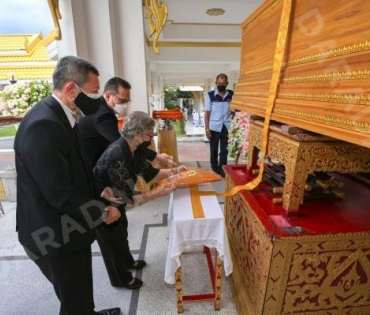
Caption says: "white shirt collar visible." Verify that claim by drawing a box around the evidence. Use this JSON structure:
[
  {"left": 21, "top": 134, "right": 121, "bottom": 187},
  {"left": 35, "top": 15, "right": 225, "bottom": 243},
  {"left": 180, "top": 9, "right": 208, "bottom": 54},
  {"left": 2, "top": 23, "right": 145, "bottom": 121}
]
[{"left": 52, "top": 94, "right": 76, "bottom": 127}]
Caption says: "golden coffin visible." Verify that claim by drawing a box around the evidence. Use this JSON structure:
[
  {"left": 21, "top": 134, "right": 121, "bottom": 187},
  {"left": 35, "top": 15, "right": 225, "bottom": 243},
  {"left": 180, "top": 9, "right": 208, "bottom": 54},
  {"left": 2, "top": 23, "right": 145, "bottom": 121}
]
[{"left": 232, "top": 0, "right": 370, "bottom": 148}]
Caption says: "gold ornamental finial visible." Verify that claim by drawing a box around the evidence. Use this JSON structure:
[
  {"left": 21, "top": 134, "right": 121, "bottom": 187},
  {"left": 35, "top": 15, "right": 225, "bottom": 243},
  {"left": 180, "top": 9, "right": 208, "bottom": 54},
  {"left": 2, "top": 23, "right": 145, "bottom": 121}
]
[{"left": 144, "top": 0, "right": 168, "bottom": 54}]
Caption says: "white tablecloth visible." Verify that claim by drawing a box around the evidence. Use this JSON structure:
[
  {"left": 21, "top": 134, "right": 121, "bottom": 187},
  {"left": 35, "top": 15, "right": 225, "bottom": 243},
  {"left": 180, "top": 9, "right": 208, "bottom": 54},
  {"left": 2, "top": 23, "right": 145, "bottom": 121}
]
[{"left": 165, "top": 183, "right": 233, "bottom": 284}]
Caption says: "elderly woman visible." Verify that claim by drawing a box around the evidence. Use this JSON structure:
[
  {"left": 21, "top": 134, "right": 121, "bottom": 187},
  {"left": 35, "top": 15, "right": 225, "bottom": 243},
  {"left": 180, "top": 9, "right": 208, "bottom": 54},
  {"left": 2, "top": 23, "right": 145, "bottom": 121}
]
[{"left": 93, "top": 111, "right": 186, "bottom": 289}]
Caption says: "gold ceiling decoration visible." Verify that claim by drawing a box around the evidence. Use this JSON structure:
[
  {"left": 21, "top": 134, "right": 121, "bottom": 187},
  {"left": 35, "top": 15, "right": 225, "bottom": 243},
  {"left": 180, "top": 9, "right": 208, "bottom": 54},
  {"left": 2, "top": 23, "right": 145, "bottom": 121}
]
[
  {"left": 206, "top": 8, "right": 225, "bottom": 16},
  {"left": 47, "top": 0, "right": 62, "bottom": 40},
  {"left": 144, "top": 0, "right": 168, "bottom": 54}
]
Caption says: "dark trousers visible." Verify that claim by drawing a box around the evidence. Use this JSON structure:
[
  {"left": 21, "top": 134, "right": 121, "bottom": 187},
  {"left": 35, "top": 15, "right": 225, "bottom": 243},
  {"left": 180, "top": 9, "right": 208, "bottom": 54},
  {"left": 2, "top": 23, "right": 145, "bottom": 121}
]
[
  {"left": 32, "top": 246, "right": 95, "bottom": 315},
  {"left": 209, "top": 125, "right": 229, "bottom": 171},
  {"left": 96, "top": 210, "right": 134, "bottom": 287}
]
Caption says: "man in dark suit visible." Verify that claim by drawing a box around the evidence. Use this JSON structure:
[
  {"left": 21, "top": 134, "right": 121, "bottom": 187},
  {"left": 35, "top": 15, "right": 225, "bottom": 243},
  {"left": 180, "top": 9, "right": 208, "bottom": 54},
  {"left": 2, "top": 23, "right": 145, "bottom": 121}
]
[
  {"left": 14, "top": 56, "right": 121, "bottom": 315},
  {"left": 78, "top": 77, "right": 177, "bottom": 289},
  {"left": 77, "top": 77, "right": 154, "bottom": 168}
]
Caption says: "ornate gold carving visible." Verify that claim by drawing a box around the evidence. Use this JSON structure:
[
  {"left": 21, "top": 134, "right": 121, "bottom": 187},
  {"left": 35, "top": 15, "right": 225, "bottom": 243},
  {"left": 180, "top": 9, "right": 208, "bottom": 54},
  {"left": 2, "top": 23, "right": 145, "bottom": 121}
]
[
  {"left": 280, "top": 92, "right": 370, "bottom": 106},
  {"left": 269, "top": 234, "right": 370, "bottom": 314},
  {"left": 175, "top": 267, "right": 184, "bottom": 313},
  {"left": 146, "top": 39, "right": 240, "bottom": 48},
  {"left": 289, "top": 40, "right": 370, "bottom": 66},
  {"left": 235, "top": 92, "right": 269, "bottom": 98},
  {"left": 225, "top": 192, "right": 272, "bottom": 315},
  {"left": 275, "top": 108, "right": 370, "bottom": 134},
  {"left": 144, "top": 0, "right": 168, "bottom": 54},
  {"left": 241, "top": 41, "right": 370, "bottom": 76},
  {"left": 231, "top": 100, "right": 264, "bottom": 111},
  {"left": 234, "top": 91, "right": 370, "bottom": 107},
  {"left": 232, "top": 100, "right": 370, "bottom": 134},
  {"left": 47, "top": 0, "right": 62, "bottom": 40},
  {"left": 225, "top": 170, "right": 370, "bottom": 314},
  {"left": 214, "top": 255, "right": 222, "bottom": 310},
  {"left": 236, "top": 80, "right": 271, "bottom": 86},
  {"left": 248, "top": 121, "right": 370, "bottom": 211},
  {"left": 241, "top": 65, "right": 273, "bottom": 76},
  {"left": 283, "top": 69, "right": 370, "bottom": 84}
]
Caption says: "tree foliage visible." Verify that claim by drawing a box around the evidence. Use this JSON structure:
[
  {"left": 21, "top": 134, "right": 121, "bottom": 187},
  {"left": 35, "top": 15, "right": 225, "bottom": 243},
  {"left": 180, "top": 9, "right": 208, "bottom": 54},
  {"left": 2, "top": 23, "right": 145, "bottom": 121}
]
[{"left": 164, "top": 86, "right": 180, "bottom": 109}]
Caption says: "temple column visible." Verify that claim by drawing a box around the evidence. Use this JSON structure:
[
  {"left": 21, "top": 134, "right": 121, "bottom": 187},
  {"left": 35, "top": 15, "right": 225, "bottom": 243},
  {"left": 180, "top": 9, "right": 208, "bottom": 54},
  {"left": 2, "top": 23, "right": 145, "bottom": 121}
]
[{"left": 56, "top": 0, "right": 150, "bottom": 113}]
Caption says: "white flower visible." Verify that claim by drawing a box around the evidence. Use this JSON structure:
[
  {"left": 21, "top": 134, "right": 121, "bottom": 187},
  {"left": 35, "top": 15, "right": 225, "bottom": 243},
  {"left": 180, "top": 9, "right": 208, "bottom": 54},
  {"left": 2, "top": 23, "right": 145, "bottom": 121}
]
[
  {"left": 0, "top": 80, "right": 52, "bottom": 117},
  {"left": 228, "top": 111, "right": 250, "bottom": 163}
]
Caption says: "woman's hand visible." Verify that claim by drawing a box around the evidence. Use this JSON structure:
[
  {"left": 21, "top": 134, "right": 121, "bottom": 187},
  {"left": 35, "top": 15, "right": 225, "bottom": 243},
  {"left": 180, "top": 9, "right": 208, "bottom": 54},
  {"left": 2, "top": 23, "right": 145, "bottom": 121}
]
[
  {"left": 171, "top": 165, "right": 188, "bottom": 175},
  {"left": 100, "top": 187, "right": 124, "bottom": 204},
  {"left": 155, "top": 153, "right": 177, "bottom": 166}
]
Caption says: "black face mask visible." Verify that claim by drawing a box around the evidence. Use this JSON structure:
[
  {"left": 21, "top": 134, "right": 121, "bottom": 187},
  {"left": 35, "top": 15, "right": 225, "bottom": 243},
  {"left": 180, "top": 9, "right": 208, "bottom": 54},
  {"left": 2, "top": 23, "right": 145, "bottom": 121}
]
[
  {"left": 217, "top": 85, "right": 227, "bottom": 92},
  {"left": 74, "top": 92, "right": 101, "bottom": 116},
  {"left": 137, "top": 140, "right": 152, "bottom": 151}
]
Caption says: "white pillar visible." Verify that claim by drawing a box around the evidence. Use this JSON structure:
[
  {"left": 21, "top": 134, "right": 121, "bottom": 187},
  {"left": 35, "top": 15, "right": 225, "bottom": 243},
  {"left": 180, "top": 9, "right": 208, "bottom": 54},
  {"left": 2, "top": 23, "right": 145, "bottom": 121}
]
[
  {"left": 56, "top": 0, "right": 149, "bottom": 113},
  {"left": 114, "top": 0, "right": 149, "bottom": 113}
]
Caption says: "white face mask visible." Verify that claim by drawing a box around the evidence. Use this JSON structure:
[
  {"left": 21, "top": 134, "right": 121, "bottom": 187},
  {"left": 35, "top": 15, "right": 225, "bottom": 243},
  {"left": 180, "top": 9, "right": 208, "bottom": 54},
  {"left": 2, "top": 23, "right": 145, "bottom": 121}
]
[
  {"left": 114, "top": 103, "right": 128, "bottom": 115},
  {"left": 85, "top": 92, "right": 101, "bottom": 99},
  {"left": 75, "top": 84, "right": 101, "bottom": 99}
]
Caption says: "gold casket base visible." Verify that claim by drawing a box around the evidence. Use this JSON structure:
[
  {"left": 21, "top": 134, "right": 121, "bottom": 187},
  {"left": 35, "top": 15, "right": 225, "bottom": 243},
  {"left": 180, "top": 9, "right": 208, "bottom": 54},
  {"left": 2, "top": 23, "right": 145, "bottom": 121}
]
[{"left": 224, "top": 165, "right": 370, "bottom": 315}]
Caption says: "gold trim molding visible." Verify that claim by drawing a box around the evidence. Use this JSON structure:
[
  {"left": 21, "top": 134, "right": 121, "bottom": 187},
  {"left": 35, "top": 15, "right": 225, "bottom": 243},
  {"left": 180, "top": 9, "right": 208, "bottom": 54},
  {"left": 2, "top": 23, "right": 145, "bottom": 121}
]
[
  {"left": 275, "top": 107, "right": 370, "bottom": 134},
  {"left": 166, "top": 20, "right": 240, "bottom": 27},
  {"left": 235, "top": 91, "right": 370, "bottom": 106},
  {"left": 242, "top": 41, "right": 370, "bottom": 77},
  {"left": 283, "top": 69, "right": 370, "bottom": 84},
  {"left": 147, "top": 40, "right": 241, "bottom": 48},
  {"left": 289, "top": 40, "right": 370, "bottom": 66},
  {"left": 232, "top": 100, "right": 370, "bottom": 134},
  {"left": 280, "top": 92, "right": 370, "bottom": 106},
  {"left": 144, "top": 0, "right": 168, "bottom": 54},
  {"left": 237, "top": 80, "right": 271, "bottom": 86},
  {"left": 47, "top": 0, "right": 62, "bottom": 40}
]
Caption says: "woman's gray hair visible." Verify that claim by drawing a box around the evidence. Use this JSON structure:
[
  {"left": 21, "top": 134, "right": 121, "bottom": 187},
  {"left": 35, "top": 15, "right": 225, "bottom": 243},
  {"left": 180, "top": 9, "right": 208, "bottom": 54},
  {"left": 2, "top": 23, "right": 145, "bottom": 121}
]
[{"left": 122, "top": 111, "right": 155, "bottom": 139}]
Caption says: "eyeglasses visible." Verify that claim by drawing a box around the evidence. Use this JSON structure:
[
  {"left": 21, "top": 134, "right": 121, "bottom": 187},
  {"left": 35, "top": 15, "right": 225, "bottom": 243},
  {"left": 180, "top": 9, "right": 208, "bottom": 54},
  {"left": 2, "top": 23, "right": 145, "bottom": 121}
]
[
  {"left": 144, "top": 134, "right": 154, "bottom": 139},
  {"left": 112, "top": 93, "right": 131, "bottom": 105}
]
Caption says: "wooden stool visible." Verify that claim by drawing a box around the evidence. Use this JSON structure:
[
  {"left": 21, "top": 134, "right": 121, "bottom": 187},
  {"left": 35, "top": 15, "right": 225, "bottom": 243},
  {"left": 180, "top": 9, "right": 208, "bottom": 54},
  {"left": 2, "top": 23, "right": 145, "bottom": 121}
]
[{"left": 175, "top": 247, "right": 222, "bottom": 313}]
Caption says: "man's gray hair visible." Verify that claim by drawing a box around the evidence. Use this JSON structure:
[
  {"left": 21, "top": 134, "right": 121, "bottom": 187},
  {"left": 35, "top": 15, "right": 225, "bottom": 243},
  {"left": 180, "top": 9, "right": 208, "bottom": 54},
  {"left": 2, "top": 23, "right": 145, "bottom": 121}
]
[
  {"left": 52, "top": 56, "right": 99, "bottom": 90},
  {"left": 122, "top": 111, "right": 155, "bottom": 139}
]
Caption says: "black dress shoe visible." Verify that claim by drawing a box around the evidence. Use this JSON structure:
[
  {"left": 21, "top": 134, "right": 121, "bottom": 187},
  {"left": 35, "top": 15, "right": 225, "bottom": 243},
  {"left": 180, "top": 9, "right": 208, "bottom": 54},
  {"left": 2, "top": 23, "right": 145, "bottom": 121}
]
[
  {"left": 96, "top": 307, "right": 121, "bottom": 315},
  {"left": 123, "top": 277, "right": 143, "bottom": 290},
  {"left": 130, "top": 260, "right": 147, "bottom": 270}
]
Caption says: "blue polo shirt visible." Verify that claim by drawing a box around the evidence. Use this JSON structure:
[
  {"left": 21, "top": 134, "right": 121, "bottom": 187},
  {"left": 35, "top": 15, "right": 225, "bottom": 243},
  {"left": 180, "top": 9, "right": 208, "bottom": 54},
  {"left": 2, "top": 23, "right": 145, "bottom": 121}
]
[{"left": 204, "top": 89, "right": 233, "bottom": 132}]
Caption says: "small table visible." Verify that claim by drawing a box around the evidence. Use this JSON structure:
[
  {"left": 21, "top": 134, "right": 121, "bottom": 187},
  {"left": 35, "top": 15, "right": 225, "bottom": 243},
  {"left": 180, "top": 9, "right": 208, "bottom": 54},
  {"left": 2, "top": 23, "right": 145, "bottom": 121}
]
[
  {"left": 248, "top": 120, "right": 370, "bottom": 213},
  {"left": 165, "top": 183, "right": 233, "bottom": 313}
]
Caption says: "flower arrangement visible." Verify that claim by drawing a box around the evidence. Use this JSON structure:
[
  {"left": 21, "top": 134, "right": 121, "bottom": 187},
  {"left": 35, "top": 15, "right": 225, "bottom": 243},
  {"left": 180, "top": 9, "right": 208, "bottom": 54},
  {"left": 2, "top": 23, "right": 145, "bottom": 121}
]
[
  {"left": 0, "top": 80, "right": 53, "bottom": 117},
  {"left": 228, "top": 111, "right": 250, "bottom": 164}
]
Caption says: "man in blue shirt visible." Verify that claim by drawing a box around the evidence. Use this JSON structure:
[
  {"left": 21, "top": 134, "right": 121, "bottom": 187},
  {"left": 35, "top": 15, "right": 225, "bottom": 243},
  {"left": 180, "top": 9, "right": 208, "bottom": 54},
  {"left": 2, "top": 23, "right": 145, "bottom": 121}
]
[{"left": 204, "top": 73, "right": 234, "bottom": 178}]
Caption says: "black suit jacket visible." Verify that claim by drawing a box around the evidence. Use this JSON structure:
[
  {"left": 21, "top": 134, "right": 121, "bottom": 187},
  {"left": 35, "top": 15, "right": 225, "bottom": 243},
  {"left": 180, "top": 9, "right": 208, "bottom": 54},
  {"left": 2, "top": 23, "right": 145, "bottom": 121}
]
[
  {"left": 14, "top": 95, "right": 104, "bottom": 258},
  {"left": 78, "top": 98, "right": 156, "bottom": 169},
  {"left": 77, "top": 98, "right": 121, "bottom": 168}
]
